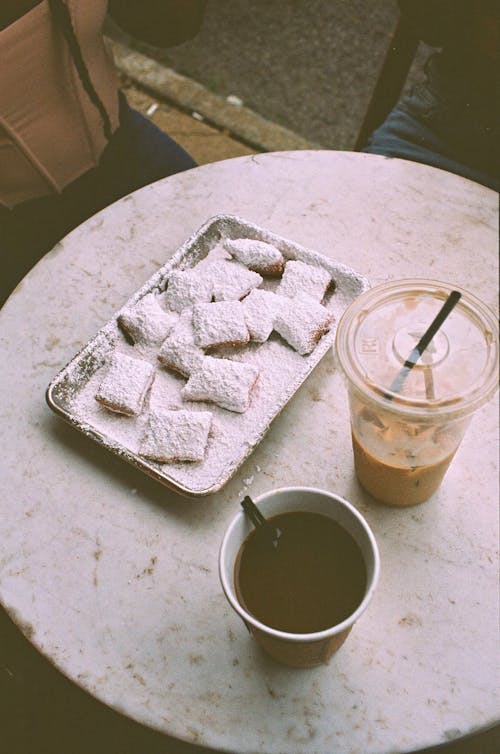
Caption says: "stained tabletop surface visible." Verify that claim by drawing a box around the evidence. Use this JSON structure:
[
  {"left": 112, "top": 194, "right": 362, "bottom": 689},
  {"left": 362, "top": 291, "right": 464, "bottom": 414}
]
[{"left": 1, "top": 151, "right": 498, "bottom": 754}]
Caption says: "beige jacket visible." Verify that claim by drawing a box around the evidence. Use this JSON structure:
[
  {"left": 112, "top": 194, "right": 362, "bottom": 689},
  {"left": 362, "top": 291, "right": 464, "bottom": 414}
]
[{"left": 0, "top": 0, "right": 120, "bottom": 209}]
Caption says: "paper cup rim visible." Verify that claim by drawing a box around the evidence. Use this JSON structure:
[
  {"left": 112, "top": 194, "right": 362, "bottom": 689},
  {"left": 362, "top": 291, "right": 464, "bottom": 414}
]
[{"left": 219, "top": 486, "right": 380, "bottom": 643}]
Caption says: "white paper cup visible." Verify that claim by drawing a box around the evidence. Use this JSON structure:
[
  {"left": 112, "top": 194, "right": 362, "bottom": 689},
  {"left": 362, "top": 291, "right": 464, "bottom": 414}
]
[{"left": 219, "top": 487, "right": 380, "bottom": 668}]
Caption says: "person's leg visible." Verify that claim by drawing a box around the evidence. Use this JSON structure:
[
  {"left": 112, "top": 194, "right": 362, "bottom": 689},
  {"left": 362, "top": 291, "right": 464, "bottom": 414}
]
[
  {"left": 362, "top": 53, "right": 499, "bottom": 192},
  {"left": 362, "top": 105, "right": 499, "bottom": 191},
  {"left": 94, "top": 91, "right": 197, "bottom": 204}
]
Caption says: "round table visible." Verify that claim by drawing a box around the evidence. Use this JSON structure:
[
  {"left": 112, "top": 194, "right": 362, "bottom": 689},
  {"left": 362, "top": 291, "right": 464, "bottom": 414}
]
[{"left": 1, "top": 152, "right": 498, "bottom": 754}]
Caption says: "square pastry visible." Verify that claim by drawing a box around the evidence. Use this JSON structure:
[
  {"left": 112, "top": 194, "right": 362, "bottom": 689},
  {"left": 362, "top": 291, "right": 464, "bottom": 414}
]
[
  {"left": 95, "top": 352, "right": 155, "bottom": 415},
  {"left": 139, "top": 408, "right": 212, "bottom": 462},
  {"left": 192, "top": 301, "right": 250, "bottom": 349},
  {"left": 276, "top": 260, "right": 332, "bottom": 302},
  {"left": 181, "top": 356, "right": 259, "bottom": 413},
  {"left": 208, "top": 260, "right": 262, "bottom": 301},
  {"left": 223, "top": 238, "right": 285, "bottom": 276},
  {"left": 163, "top": 268, "right": 213, "bottom": 313},
  {"left": 242, "top": 288, "right": 280, "bottom": 343},
  {"left": 118, "top": 293, "right": 178, "bottom": 346},
  {"left": 157, "top": 310, "right": 205, "bottom": 377},
  {"left": 274, "top": 295, "right": 334, "bottom": 355}
]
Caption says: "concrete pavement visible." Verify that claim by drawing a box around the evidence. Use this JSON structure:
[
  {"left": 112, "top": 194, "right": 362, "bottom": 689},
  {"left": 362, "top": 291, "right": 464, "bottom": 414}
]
[
  {"left": 106, "top": 0, "right": 401, "bottom": 151},
  {"left": 119, "top": 70, "right": 258, "bottom": 166},
  {"left": 112, "top": 39, "right": 319, "bottom": 157}
]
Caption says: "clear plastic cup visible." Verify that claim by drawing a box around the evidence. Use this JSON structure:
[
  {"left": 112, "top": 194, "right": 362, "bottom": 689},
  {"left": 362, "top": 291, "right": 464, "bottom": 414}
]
[{"left": 335, "top": 280, "right": 499, "bottom": 506}]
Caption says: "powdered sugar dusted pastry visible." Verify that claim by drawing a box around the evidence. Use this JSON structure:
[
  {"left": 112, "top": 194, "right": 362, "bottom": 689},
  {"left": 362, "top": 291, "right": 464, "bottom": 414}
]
[
  {"left": 242, "top": 288, "right": 280, "bottom": 343},
  {"left": 208, "top": 260, "right": 262, "bottom": 301},
  {"left": 139, "top": 408, "right": 212, "bottom": 462},
  {"left": 95, "top": 352, "right": 155, "bottom": 415},
  {"left": 163, "top": 268, "right": 213, "bottom": 313},
  {"left": 276, "top": 260, "right": 332, "bottom": 302},
  {"left": 157, "top": 310, "right": 204, "bottom": 377},
  {"left": 181, "top": 356, "right": 259, "bottom": 413},
  {"left": 192, "top": 301, "right": 250, "bottom": 349},
  {"left": 274, "top": 295, "right": 334, "bottom": 355},
  {"left": 223, "top": 238, "right": 285, "bottom": 276},
  {"left": 118, "top": 293, "right": 178, "bottom": 346}
]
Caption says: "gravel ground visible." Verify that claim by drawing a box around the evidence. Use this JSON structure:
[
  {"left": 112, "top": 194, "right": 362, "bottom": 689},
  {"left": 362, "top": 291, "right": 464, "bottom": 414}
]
[{"left": 108, "top": 0, "right": 401, "bottom": 150}]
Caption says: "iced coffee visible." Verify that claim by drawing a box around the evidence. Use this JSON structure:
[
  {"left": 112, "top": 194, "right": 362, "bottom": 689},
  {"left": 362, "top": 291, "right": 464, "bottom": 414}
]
[
  {"left": 350, "top": 399, "right": 468, "bottom": 506},
  {"left": 335, "top": 280, "right": 499, "bottom": 507}
]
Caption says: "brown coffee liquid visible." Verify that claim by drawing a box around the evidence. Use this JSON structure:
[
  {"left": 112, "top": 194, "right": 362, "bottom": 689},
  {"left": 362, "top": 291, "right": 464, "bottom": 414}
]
[
  {"left": 352, "top": 431, "right": 457, "bottom": 506},
  {"left": 234, "top": 511, "right": 366, "bottom": 634}
]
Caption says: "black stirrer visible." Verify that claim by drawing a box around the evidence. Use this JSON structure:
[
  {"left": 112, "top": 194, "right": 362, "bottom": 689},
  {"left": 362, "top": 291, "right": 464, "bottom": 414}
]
[
  {"left": 385, "top": 290, "right": 461, "bottom": 399},
  {"left": 241, "top": 496, "right": 281, "bottom": 549}
]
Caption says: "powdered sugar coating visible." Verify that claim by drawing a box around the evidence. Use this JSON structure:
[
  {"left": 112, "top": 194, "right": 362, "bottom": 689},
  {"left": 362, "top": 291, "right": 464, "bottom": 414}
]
[
  {"left": 139, "top": 408, "right": 212, "bottom": 462},
  {"left": 163, "top": 268, "right": 213, "bottom": 313},
  {"left": 95, "top": 352, "right": 155, "bottom": 415},
  {"left": 274, "top": 295, "right": 334, "bottom": 355},
  {"left": 242, "top": 288, "right": 281, "bottom": 343},
  {"left": 208, "top": 260, "right": 262, "bottom": 301},
  {"left": 223, "top": 238, "right": 285, "bottom": 276},
  {"left": 277, "top": 260, "right": 332, "bottom": 302},
  {"left": 48, "top": 216, "right": 368, "bottom": 495},
  {"left": 192, "top": 301, "right": 250, "bottom": 349},
  {"left": 181, "top": 356, "right": 259, "bottom": 413},
  {"left": 118, "top": 293, "right": 178, "bottom": 346},
  {"left": 157, "top": 310, "right": 205, "bottom": 377}
]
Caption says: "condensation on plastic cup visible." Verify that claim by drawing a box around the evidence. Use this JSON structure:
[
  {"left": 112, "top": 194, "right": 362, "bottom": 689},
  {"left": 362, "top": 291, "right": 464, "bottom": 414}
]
[
  {"left": 335, "top": 279, "right": 499, "bottom": 506},
  {"left": 219, "top": 487, "right": 380, "bottom": 668}
]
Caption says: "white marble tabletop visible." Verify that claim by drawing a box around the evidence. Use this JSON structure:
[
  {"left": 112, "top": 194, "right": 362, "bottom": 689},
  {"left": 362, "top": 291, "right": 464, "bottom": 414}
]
[{"left": 1, "top": 151, "right": 498, "bottom": 754}]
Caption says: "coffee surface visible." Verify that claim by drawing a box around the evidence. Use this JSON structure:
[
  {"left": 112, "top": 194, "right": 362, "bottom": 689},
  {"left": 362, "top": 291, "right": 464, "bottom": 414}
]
[{"left": 234, "top": 511, "right": 366, "bottom": 634}]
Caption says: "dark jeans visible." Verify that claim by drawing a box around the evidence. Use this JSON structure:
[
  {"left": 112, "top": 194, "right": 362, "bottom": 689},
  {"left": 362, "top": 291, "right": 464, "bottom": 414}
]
[
  {"left": 363, "top": 53, "right": 499, "bottom": 193},
  {"left": 1, "top": 92, "right": 196, "bottom": 307}
]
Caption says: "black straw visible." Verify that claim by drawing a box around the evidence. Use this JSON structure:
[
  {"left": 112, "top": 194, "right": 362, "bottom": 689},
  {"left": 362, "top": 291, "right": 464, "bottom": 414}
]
[
  {"left": 386, "top": 290, "right": 461, "bottom": 398},
  {"left": 241, "top": 496, "right": 281, "bottom": 548}
]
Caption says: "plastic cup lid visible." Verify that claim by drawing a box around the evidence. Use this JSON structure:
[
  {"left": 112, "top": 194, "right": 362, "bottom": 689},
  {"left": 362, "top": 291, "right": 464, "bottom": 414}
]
[{"left": 335, "top": 279, "right": 499, "bottom": 419}]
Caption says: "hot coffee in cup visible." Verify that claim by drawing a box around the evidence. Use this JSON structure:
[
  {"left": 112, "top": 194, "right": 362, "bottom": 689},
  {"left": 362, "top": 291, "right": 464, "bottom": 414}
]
[{"left": 219, "top": 487, "right": 379, "bottom": 668}]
